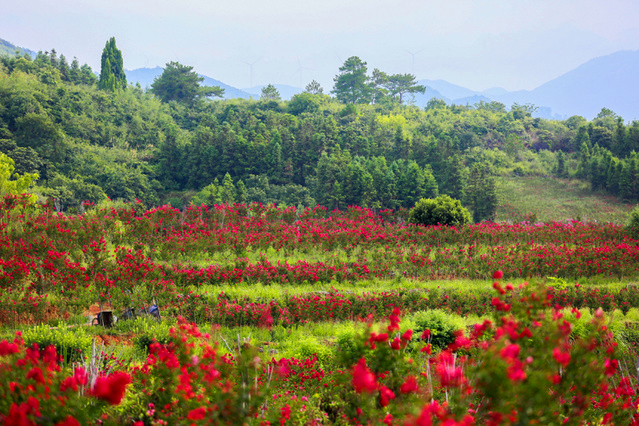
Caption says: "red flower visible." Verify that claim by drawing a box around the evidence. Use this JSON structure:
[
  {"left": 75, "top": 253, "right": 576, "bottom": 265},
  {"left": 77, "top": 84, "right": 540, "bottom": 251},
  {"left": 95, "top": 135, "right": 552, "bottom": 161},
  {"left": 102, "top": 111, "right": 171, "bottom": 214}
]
[
  {"left": 493, "top": 270, "right": 503, "bottom": 280},
  {"left": 0, "top": 340, "right": 19, "bottom": 356},
  {"left": 188, "top": 407, "right": 207, "bottom": 420},
  {"left": 91, "top": 371, "right": 131, "bottom": 405},
  {"left": 280, "top": 404, "right": 291, "bottom": 425},
  {"left": 604, "top": 358, "right": 618, "bottom": 376},
  {"left": 391, "top": 337, "right": 402, "bottom": 350},
  {"left": 383, "top": 413, "right": 394, "bottom": 425},
  {"left": 25, "top": 367, "right": 44, "bottom": 385},
  {"left": 552, "top": 347, "right": 571, "bottom": 367},
  {"left": 400, "top": 375, "right": 419, "bottom": 394},
  {"left": 54, "top": 416, "right": 81, "bottom": 426},
  {"left": 388, "top": 307, "right": 401, "bottom": 332},
  {"left": 436, "top": 352, "right": 464, "bottom": 388},
  {"left": 380, "top": 386, "right": 395, "bottom": 407},
  {"left": 500, "top": 343, "right": 520, "bottom": 360},
  {"left": 352, "top": 358, "right": 378, "bottom": 393},
  {"left": 506, "top": 361, "right": 527, "bottom": 382}
]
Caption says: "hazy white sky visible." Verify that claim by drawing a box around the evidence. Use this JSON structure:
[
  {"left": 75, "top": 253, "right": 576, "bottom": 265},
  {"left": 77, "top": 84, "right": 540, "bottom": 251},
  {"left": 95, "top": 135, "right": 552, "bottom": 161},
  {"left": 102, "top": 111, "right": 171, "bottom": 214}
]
[{"left": 3, "top": 0, "right": 639, "bottom": 91}]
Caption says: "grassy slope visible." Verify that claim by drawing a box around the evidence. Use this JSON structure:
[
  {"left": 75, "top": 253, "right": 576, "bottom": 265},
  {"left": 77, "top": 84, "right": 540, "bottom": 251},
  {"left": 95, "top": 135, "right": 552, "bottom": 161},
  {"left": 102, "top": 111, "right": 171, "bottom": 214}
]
[{"left": 496, "top": 176, "right": 635, "bottom": 224}]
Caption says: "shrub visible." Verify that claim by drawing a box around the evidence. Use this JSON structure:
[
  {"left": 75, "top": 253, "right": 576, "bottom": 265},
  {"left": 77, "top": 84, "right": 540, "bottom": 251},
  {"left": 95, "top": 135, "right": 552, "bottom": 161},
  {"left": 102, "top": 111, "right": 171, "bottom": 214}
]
[
  {"left": 408, "top": 195, "right": 471, "bottom": 227},
  {"left": 23, "top": 324, "right": 92, "bottom": 365},
  {"left": 410, "top": 309, "right": 466, "bottom": 349}
]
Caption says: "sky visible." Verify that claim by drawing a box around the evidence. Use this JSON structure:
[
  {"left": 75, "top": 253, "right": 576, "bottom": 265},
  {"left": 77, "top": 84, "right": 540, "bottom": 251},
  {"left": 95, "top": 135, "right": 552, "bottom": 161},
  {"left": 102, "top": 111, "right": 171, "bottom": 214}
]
[{"left": 3, "top": 0, "right": 639, "bottom": 92}]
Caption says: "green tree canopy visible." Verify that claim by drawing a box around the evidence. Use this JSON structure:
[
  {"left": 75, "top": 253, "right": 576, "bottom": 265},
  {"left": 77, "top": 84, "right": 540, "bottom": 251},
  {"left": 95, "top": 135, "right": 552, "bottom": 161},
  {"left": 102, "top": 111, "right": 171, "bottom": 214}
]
[
  {"left": 260, "top": 84, "right": 281, "bottom": 101},
  {"left": 408, "top": 195, "right": 471, "bottom": 227},
  {"left": 0, "top": 152, "right": 38, "bottom": 199},
  {"left": 332, "top": 56, "right": 370, "bottom": 104},
  {"left": 98, "top": 37, "right": 126, "bottom": 91},
  {"left": 151, "top": 61, "right": 224, "bottom": 104},
  {"left": 304, "top": 80, "right": 323, "bottom": 95},
  {"left": 384, "top": 73, "right": 425, "bottom": 104}
]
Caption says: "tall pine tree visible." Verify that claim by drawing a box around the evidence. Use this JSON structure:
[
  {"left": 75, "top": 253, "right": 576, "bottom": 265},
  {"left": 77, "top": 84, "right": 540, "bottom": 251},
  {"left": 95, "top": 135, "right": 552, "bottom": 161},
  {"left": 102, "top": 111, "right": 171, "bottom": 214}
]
[{"left": 98, "top": 37, "right": 126, "bottom": 91}]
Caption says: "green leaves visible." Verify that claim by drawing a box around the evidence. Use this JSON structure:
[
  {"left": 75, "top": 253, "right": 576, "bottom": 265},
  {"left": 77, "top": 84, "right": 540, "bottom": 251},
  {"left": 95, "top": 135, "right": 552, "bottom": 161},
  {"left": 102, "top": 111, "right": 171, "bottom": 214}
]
[
  {"left": 98, "top": 37, "right": 126, "bottom": 92},
  {"left": 151, "top": 61, "right": 224, "bottom": 104},
  {"left": 408, "top": 195, "right": 472, "bottom": 227},
  {"left": 0, "top": 152, "right": 38, "bottom": 200}
]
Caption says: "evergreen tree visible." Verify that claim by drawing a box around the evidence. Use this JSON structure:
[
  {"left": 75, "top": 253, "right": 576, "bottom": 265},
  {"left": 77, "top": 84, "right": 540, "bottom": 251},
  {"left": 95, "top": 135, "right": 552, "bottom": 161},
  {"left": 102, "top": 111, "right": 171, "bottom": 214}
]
[
  {"left": 98, "top": 37, "right": 126, "bottom": 91},
  {"left": 221, "top": 173, "right": 236, "bottom": 204},
  {"left": 628, "top": 122, "right": 639, "bottom": 154},
  {"left": 332, "top": 56, "right": 371, "bottom": 104},
  {"left": 613, "top": 117, "right": 628, "bottom": 157},
  {"left": 151, "top": 61, "right": 223, "bottom": 104},
  {"left": 260, "top": 84, "right": 281, "bottom": 101},
  {"left": 577, "top": 143, "right": 591, "bottom": 179},
  {"left": 465, "top": 163, "right": 498, "bottom": 223},
  {"left": 392, "top": 127, "right": 411, "bottom": 160},
  {"left": 441, "top": 155, "right": 466, "bottom": 200},
  {"left": 619, "top": 162, "right": 633, "bottom": 201},
  {"left": 304, "top": 80, "right": 324, "bottom": 95},
  {"left": 192, "top": 179, "right": 222, "bottom": 206},
  {"left": 556, "top": 151, "right": 566, "bottom": 178},
  {"left": 236, "top": 179, "right": 247, "bottom": 204},
  {"left": 266, "top": 131, "right": 283, "bottom": 183},
  {"left": 573, "top": 127, "right": 591, "bottom": 153},
  {"left": 606, "top": 158, "right": 621, "bottom": 195}
]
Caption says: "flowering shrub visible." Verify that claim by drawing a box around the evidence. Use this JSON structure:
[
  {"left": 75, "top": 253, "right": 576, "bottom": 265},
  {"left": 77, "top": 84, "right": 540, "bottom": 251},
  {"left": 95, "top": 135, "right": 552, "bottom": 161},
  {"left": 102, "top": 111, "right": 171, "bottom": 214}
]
[
  {"left": 2, "top": 198, "right": 639, "bottom": 326},
  {"left": 332, "top": 282, "right": 639, "bottom": 425},
  {"left": 0, "top": 333, "right": 130, "bottom": 425},
  {"left": 2, "top": 280, "right": 639, "bottom": 424}
]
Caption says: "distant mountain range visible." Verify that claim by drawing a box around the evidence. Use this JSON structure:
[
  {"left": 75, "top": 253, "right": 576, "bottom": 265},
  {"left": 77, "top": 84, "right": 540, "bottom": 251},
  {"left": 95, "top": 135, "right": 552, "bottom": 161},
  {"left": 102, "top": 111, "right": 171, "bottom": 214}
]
[
  {"left": 0, "top": 38, "right": 37, "bottom": 59},
  {"left": 124, "top": 50, "right": 639, "bottom": 120},
  {"left": 2, "top": 37, "right": 637, "bottom": 120},
  {"left": 413, "top": 50, "right": 639, "bottom": 120}
]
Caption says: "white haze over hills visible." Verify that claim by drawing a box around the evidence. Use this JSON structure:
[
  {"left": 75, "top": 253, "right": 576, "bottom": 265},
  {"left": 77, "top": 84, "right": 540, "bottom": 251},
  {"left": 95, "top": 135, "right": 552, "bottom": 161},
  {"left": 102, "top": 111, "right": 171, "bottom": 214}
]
[
  {"left": 2, "top": 36, "right": 634, "bottom": 120},
  {"left": 124, "top": 50, "right": 639, "bottom": 121}
]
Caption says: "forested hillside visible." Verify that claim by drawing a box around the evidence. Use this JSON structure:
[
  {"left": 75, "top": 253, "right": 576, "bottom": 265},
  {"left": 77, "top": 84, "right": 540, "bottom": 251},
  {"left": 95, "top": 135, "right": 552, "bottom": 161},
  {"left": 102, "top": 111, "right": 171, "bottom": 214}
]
[{"left": 1, "top": 49, "right": 638, "bottom": 221}]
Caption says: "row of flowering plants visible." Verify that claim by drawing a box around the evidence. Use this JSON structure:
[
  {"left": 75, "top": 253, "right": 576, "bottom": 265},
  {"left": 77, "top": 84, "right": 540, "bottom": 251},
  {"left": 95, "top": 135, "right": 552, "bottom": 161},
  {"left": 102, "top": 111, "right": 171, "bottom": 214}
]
[
  {"left": 171, "top": 283, "right": 639, "bottom": 327},
  {"left": 2, "top": 279, "right": 639, "bottom": 424},
  {"left": 3, "top": 196, "right": 639, "bottom": 326}
]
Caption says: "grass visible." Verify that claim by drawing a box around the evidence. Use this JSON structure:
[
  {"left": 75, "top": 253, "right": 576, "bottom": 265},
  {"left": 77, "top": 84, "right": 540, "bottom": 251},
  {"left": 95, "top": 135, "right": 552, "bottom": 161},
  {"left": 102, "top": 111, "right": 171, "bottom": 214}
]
[
  {"left": 496, "top": 176, "right": 634, "bottom": 224},
  {"left": 193, "top": 276, "right": 632, "bottom": 300}
]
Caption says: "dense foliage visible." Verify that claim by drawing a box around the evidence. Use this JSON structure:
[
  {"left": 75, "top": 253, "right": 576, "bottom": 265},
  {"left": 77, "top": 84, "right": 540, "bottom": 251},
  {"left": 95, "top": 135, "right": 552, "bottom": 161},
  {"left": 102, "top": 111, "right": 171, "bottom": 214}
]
[
  {"left": 408, "top": 195, "right": 471, "bottom": 227},
  {"left": 98, "top": 37, "right": 126, "bottom": 92},
  {"left": 151, "top": 61, "right": 224, "bottom": 104},
  {"left": 1, "top": 47, "right": 639, "bottom": 220}
]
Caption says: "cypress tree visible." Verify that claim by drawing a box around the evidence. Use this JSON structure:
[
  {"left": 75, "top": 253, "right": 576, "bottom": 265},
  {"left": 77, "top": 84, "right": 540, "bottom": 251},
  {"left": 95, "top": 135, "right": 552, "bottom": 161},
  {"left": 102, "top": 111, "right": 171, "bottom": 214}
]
[{"left": 98, "top": 37, "right": 126, "bottom": 91}]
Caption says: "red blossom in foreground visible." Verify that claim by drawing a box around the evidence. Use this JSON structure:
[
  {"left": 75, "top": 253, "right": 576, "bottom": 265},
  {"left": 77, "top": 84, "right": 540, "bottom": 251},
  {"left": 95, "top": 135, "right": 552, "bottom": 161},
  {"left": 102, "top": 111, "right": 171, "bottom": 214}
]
[
  {"left": 552, "top": 347, "right": 571, "bottom": 368},
  {"left": 91, "top": 371, "right": 131, "bottom": 405},
  {"left": 187, "top": 407, "right": 206, "bottom": 420},
  {"left": 54, "top": 416, "right": 81, "bottom": 426},
  {"left": 352, "top": 358, "right": 378, "bottom": 393},
  {"left": 0, "top": 340, "right": 20, "bottom": 356},
  {"left": 380, "top": 386, "right": 396, "bottom": 407},
  {"left": 400, "top": 375, "right": 419, "bottom": 394},
  {"left": 493, "top": 270, "right": 503, "bottom": 280},
  {"left": 280, "top": 404, "right": 291, "bottom": 425},
  {"left": 604, "top": 358, "right": 618, "bottom": 376},
  {"left": 388, "top": 307, "right": 401, "bottom": 332},
  {"left": 435, "top": 352, "right": 464, "bottom": 388}
]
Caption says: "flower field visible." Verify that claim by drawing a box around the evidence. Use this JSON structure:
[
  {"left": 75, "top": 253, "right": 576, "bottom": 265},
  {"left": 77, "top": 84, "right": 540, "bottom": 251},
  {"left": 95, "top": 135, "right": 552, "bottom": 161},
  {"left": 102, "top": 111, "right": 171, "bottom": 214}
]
[{"left": 2, "top": 195, "right": 639, "bottom": 424}]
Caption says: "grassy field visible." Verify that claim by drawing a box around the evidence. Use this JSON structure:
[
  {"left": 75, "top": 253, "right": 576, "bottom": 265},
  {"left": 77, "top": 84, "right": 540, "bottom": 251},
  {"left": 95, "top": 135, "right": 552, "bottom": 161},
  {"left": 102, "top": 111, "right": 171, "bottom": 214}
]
[{"left": 496, "top": 176, "right": 635, "bottom": 223}]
